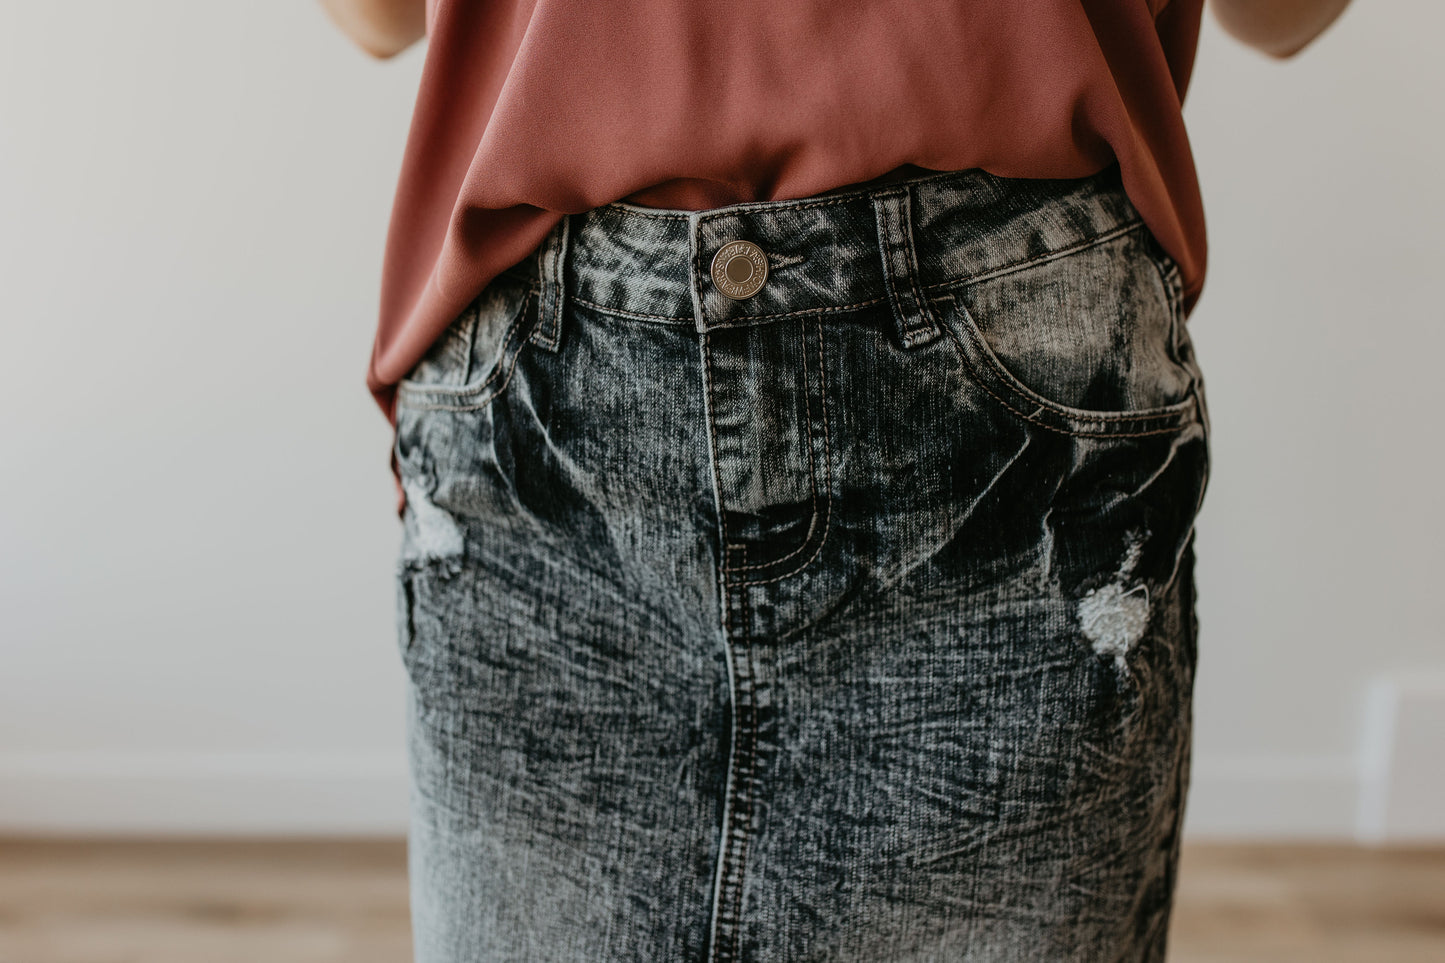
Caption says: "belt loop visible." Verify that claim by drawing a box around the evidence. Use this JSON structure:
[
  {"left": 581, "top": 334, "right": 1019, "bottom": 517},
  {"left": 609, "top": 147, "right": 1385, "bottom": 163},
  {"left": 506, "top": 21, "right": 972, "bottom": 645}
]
[
  {"left": 872, "top": 189, "right": 941, "bottom": 349},
  {"left": 530, "top": 213, "right": 569, "bottom": 351}
]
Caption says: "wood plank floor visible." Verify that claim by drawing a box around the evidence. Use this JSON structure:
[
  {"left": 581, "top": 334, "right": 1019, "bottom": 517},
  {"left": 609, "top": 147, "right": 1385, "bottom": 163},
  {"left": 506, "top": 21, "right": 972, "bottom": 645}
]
[{"left": 1, "top": 838, "right": 1440, "bottom": 962}]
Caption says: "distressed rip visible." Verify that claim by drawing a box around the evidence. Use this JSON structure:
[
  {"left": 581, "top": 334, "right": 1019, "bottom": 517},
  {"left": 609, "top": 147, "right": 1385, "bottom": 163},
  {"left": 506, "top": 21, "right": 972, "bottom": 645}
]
[{"left": 1078, "top": 527, "right": 1151, "bottom": 670}]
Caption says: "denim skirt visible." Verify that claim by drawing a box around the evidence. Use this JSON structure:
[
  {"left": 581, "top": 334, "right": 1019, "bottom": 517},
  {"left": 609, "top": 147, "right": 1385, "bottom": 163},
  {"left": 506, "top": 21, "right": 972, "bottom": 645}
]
[{"left": 391, "top": 160, "right": 1211, "bottom": 963}]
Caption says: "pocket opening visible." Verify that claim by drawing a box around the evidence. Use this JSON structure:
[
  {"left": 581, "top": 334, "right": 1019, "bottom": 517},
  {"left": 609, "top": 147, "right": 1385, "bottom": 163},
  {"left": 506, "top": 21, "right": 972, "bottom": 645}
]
[
  {"left": 395, "top": 279, "right": 540, "bottom": 413},
  {"left": 931, "top": 229, "right": 1200, "bottom": 438}
]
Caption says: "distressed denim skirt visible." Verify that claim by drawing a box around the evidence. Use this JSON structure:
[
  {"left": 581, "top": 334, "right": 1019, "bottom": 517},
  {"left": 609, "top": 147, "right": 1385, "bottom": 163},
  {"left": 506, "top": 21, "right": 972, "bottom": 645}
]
[{"left": 391, "top": 160, "right": 1211, "bottom": 963}]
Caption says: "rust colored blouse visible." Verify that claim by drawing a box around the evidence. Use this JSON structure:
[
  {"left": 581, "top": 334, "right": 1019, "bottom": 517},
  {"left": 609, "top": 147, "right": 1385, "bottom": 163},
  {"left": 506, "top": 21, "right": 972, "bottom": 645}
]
[{"left": 371, "top": 0, "right": 1208, "bottom": 517}]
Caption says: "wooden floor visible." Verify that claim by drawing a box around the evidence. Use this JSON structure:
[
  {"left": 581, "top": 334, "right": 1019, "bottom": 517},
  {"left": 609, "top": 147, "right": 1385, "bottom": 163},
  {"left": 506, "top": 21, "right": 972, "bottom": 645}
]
[{"left": 0, "top": 838, "right": 1440, "bottom": 962}]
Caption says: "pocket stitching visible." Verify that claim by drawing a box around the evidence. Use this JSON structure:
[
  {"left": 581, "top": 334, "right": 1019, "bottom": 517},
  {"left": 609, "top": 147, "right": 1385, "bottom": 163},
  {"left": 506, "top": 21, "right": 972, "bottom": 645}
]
[
  {"left": 945, "top": 291, "right": 1195, "bottom": 422},
  {"left": 927, "top": 224, "right": 1199, "bottom": 435},
  {"left": 1139, "top": 233, "right": 1188, "bottom": 370},
  {"left": 395, "top": 288, "right": 537, "bottom": 412},
  {"left": 934, "top": 288, "right": 1198, "bottom": 438}
]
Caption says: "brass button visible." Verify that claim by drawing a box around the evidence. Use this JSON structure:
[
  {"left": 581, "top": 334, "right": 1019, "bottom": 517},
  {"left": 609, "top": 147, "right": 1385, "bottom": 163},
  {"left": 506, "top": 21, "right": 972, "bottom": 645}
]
[{"left": 710, "top": 239, "right": 768, "bottom": 300}]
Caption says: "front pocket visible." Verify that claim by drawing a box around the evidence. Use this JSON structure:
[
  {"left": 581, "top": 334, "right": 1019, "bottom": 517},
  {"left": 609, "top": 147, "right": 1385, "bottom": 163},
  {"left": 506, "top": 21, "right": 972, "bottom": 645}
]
[
  {"left": 932, "top": 225, "right": 1200, "bottom": 438},
  {"left": 396, "top": 274, "right": 540, "bottom": 412}
]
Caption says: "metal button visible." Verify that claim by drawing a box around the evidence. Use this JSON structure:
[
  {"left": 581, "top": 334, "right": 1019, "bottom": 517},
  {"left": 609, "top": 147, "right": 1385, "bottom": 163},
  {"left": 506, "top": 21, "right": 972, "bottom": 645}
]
[{"left": 710, "top": 239, "right": 768, "bottom": 300}]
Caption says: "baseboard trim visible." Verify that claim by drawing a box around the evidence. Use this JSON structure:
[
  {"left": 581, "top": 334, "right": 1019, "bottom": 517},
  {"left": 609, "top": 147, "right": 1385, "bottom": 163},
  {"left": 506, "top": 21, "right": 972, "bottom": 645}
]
[
  {"left": 1182, "top": 754, "right": 1360, "bottom": 839},
  {"left": 0, "top": 752, "right": 409, "bottom": 836},
  {"left": 1, "top": 749, "right": 1434, "bottom": 840}
]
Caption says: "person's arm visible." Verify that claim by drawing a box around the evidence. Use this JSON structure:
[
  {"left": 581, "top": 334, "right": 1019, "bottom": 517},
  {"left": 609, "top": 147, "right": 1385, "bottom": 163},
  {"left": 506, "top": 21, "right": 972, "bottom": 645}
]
[
  {"left": 1207, "top": 0, "right": 1354, "bottom": 59},
  {"left": 317, "top": 0, "right": 427, "bottom": 60}
]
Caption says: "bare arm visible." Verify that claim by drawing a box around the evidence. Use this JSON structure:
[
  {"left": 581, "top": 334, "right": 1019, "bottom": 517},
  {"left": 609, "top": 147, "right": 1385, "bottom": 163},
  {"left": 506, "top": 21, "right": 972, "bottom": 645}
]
[
  {"left": 318, "top": 0, "right": 427, "bottom": 59},
  {"left": 1208, "top": 0, "right": 1353, "bottom": 59}
]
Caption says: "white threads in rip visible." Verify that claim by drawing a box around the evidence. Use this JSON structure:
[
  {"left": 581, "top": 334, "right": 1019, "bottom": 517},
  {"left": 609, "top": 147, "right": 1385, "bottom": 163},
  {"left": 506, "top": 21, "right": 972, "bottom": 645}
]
[
  {"left": 1078, "top": 529, "right": 1150, "bottom": 669},
  {"left": 401, "top": 476, "right": 465, "bottom": 563}
]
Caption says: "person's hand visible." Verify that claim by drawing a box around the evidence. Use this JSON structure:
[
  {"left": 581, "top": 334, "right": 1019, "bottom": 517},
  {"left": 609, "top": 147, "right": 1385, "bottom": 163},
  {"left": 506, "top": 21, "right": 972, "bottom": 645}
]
[
  {"left": 318, "top": 0, "right": 427, "bottom": 60},
  {"left": 1208, "top": 0, "right": 1354, "bottom": 59}
]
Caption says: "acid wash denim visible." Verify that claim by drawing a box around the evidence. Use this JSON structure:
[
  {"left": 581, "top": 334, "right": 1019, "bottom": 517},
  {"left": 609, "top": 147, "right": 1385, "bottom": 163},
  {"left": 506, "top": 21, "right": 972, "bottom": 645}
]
[{"left": 391, "top": 160, "right": 1211, "bottom": 963}]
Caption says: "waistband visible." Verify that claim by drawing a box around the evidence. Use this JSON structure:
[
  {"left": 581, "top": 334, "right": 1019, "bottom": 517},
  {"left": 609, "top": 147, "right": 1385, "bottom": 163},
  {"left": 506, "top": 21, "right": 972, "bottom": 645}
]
[{"left": 498, "top": 160, "right": 1146, "bottom": 334}]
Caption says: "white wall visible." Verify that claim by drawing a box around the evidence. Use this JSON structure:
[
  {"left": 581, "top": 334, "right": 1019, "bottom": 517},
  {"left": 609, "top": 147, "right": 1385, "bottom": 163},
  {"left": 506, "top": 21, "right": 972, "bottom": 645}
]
[
  {"left": 1181, "top": 0, "right": 1444, "bottom": 839},
  {"left": 1, "top": 1, "right": 1439, "bottom": 838},
  {"left": 0, "top": 2, "right": 420, "bottom": 834}
]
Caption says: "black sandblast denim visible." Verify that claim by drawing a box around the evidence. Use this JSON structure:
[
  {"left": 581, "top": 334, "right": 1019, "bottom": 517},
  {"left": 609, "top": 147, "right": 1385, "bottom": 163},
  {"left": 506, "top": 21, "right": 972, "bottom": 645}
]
[{"left": 392, "top": 160, "right": 1211, "bottom": 963}]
